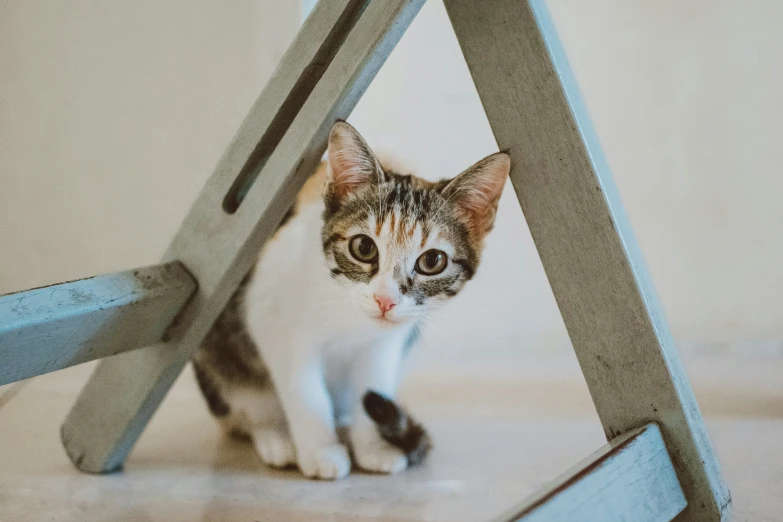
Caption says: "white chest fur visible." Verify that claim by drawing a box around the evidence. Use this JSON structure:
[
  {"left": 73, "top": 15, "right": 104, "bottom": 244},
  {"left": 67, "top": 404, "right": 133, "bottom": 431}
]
[
  {"left": 238, "top": 199, "right": 413, "bottom": 479},
  {"left": 243, "top": 200, "right": 411, "bottom": 414}
]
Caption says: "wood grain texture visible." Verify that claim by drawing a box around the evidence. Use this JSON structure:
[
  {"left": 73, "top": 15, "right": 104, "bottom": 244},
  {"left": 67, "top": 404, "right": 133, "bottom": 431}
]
[
  {"left": 497, "top": 424, "right": 686, "bottom": 522},
  {"left": 61, "top": 0, "right": 425, "bottom": 474},
  {"left": 443, "top": 1, "right": 730, "bottom": 520},
  {"left": 0, "top": 263, "right": 195, "bottom": 387}
]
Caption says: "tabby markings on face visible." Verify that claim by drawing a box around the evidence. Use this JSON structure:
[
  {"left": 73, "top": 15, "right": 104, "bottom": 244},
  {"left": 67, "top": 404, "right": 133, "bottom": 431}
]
[{"left": 320, "top": 121, "right": 510, "bottom": 325}]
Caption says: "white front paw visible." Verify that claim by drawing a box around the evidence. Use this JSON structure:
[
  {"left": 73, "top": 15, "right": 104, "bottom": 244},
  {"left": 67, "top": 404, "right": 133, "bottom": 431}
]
[
  {"left": 352, "top": 427, "right": 407, "bottom": 474},
  {"left": 297, "top": 443, "right": 351, "bottom": 480},
  {"left": 252, "top": 428, "right": 296, "bottom": 469}
]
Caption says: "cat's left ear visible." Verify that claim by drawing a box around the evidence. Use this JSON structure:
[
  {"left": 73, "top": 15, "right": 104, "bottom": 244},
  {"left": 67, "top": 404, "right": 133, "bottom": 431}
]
[
  {"left": 441, "top": 152, "right": 511, "bottom": 236},
  {"left": 326, "top": 121, "right": 383, "bottom": 203}
]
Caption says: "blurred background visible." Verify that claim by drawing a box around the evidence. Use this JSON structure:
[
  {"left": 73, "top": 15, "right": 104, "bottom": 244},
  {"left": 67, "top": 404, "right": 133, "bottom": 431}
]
[
  {"left": 2, "top": 0, "right": 782, "bottom": 358},
  {"left": 1, "top": 2, "right": 782, "bottom": 520}
]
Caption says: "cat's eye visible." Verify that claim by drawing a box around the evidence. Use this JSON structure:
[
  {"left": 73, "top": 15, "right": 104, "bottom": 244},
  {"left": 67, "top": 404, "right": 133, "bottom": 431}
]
[
  {"left": 415, "top": 249, "right": 448, "bottom": 276},
  {"left": 349, "top": 235, "right": 378, "bottom": 263}
]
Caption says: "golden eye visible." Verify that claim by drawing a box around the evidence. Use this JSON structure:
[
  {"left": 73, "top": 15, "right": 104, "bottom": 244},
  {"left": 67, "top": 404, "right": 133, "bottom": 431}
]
[
  {"left": 349, "top": 235, "right": 378, "bottom": 263},
  {"left": 415, "top": 249, "right": 447, "bottom": 276}
]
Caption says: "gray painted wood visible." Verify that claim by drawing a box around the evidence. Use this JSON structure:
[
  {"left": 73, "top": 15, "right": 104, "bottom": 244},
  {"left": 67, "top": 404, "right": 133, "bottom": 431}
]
[
  {"left": 443, "top": 1, "right": 730, "bottom": 520},
  {"left": 0, "top": 263, "right": 195, "bottom": 387},
  {"left": 497, "top": 424, "right": 686, "bottom": 522},
  {"left": 60, "top": 0, "right": 425, "bottom": 474}
]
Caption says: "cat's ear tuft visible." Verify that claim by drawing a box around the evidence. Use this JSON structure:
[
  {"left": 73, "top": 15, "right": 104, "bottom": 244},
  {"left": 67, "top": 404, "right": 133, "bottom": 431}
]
[
  {"left": 442, "top": 152, "right": 510, "bottom": 236},
  {"left": 326, "top": 121, "right": 382, "bottom": 202}
]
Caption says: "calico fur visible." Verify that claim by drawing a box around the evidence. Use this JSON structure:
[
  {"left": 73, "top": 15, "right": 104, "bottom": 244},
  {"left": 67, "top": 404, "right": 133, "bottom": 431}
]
[{"left": 193, "top": 121, "right": 510, "bottom": 480}]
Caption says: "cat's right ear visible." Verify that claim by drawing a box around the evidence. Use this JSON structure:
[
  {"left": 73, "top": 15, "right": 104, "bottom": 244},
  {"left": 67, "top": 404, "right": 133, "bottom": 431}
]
[{"left": 326, "top": 121, "right": 382, "bottom": 203}]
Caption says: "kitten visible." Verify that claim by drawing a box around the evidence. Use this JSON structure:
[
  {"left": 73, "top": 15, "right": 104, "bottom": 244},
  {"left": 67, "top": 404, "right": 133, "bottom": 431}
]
[{"left": 193, "top": 121, "right": 510, "bottom": 480}]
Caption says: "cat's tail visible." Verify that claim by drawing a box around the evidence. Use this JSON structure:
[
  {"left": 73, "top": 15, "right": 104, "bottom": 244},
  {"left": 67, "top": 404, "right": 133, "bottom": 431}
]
[{"left": 362, "top": 390, "right": 432, "bottom": 466}]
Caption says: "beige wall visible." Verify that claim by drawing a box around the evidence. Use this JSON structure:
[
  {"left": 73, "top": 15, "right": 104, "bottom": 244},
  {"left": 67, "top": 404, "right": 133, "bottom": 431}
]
[
  {"left": 0, "top": 1, "right": 298, "bottom": 292},
  {"left": 347, "top": 0, "right": 783, "bottom": 352},
  {"left": 2, "top": 1, "right": 781, "bottom": 353}
]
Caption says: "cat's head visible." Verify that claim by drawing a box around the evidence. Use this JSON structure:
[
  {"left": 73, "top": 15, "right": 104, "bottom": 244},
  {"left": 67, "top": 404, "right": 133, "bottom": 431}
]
[{"left": 321, "top": 121, "right": 510, "bottom": 326}]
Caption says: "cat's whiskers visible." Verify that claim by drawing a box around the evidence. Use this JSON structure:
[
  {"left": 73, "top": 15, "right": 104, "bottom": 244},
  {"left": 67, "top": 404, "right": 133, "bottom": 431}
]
[
  {"left": 424, "top": 308, "right": 451, "bottom": 320},
  {"left": 419, "top": 315, "right": 455, "bottom": 345},
  {"left": 413, "top": 321, "right": 435, "bottom": 350},
  {"left": 426, "top": 305, "right": 454, "bottom": 313},
  {"left": 421, "top": 300, "right": 452, "bottom": 311}
]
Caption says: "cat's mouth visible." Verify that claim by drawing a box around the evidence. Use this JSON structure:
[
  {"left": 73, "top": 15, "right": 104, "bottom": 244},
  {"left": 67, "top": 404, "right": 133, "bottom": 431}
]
[{"left": 373, "top": 314, "right": 403, "bottom": 326}]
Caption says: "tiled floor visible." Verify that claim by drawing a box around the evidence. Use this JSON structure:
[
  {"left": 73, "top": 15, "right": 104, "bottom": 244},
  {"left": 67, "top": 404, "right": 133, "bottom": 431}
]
[{"left": 1, "top": 349, "right": 781, "bottom": 521}]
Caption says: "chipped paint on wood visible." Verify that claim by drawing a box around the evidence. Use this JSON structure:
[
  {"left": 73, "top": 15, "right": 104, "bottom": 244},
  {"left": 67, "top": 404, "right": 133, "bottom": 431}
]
[{"left": 0, "top": 263, "right": 196, "bottom": 386}]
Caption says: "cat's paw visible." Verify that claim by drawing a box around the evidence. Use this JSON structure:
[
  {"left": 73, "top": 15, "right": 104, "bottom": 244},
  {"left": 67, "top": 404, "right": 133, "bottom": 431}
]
[
  {"left": 252, "top": 428, "right": 296, "bottom": 468},
  {"left": 352, "top": 428, "right": 408, "bottom": 474},
  {"left": 297, "top": 443, "right": 351, "bottom": 480}
]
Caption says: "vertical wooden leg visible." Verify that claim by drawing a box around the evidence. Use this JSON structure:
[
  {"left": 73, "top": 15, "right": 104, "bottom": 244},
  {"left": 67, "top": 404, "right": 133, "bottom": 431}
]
[
  {"left": 444, "top": 1, "right": 730, "bottom": 520},
  {"left": 60, "top": 0, "right": 425, "bottom": 474}
]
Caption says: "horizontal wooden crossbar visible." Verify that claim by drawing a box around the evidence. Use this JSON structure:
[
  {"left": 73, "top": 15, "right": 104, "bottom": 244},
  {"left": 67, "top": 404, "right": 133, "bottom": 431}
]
[
  {"left": 0, "top": 263, "right": 196, "bottom": 386},
  {"left": 496, "top": 424, "right": 686, "bottom": 522}
]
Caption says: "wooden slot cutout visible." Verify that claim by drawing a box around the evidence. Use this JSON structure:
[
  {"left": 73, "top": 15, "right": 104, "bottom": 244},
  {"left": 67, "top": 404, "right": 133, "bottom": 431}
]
[{"left": 222, "top": 0, "right": 369, "bottom": 214}]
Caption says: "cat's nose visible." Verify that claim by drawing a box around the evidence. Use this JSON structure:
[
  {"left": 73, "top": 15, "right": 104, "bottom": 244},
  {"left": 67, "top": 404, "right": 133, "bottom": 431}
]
[{"left": 374, "top": 294, "right": 397, "bottom": 315}]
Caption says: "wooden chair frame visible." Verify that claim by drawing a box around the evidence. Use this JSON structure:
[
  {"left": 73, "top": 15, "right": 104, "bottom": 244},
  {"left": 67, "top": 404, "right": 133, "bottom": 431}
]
[{"left": 0, "top": 1, "right": 730, "bottom": 520}]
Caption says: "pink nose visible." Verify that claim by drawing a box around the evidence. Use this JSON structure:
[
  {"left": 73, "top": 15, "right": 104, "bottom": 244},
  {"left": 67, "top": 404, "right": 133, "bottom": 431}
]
[{"left": 374, "top": 295, "right": 397, "bottom": 315}]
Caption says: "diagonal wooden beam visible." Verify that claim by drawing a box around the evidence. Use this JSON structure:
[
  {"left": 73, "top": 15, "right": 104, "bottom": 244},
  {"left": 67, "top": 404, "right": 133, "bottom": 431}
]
[
  {"left": 60, "top": 0, "right": 425, "bottom": 474},
  {"left": 495, "top": 424, "right": 686, "bottom": 522},
  {"left": 443, "top": 1, "right": 730, "bottom": 520},
  {"left": 0, "top": 263, "right": 195, "bottom": 387}
]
